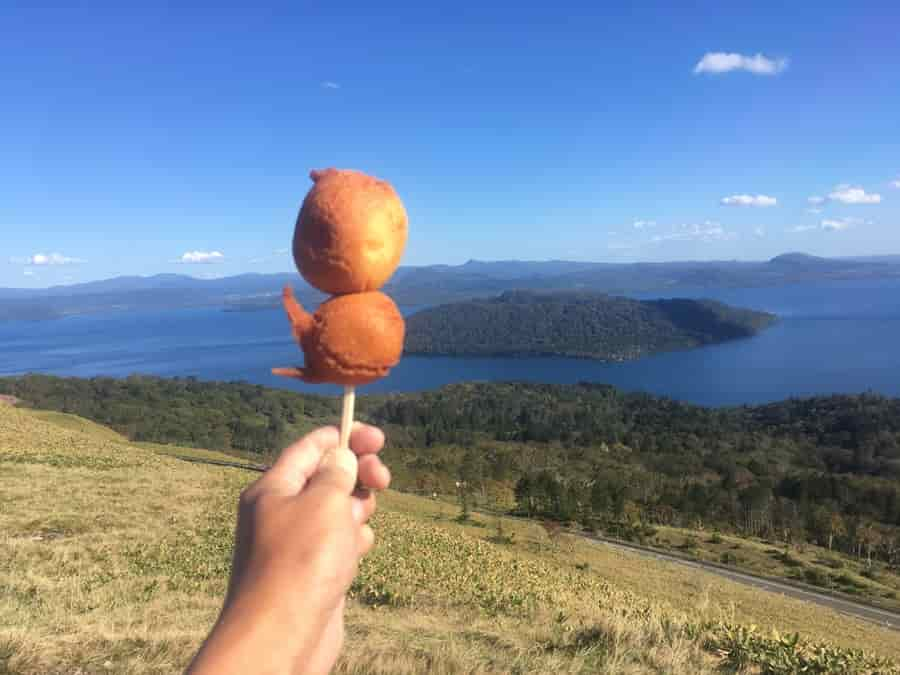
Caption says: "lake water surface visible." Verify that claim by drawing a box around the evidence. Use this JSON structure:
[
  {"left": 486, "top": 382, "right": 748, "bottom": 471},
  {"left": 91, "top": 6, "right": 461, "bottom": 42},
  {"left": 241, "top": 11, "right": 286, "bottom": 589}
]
[{"left": 1, "top": 278, "right": 899, "bottom": 407}]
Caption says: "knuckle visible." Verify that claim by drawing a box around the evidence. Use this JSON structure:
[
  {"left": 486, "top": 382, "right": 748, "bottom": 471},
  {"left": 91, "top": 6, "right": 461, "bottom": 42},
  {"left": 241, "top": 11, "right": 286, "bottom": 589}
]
[{"left": 239, "top": 486, "right": 258, "bottom": 508}]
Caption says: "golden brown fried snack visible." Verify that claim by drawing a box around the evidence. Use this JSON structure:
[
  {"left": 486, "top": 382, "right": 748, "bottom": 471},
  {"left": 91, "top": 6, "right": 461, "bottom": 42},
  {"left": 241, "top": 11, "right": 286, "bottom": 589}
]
[
  {"left": 293, "top": 168, "right": 408, "bottom": 295},
  {"left": 272, "top": 286, "right": 405, "bottom": 386}
]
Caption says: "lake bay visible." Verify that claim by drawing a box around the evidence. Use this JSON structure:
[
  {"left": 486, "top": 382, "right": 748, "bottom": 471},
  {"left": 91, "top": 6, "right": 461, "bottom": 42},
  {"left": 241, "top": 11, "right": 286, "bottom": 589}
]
[{"left": 2, "top": 278, "right": 899, "bottom": 407}]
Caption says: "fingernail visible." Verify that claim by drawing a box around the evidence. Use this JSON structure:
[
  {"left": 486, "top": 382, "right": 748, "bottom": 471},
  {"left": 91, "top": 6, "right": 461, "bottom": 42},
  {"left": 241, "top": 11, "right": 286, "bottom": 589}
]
[{"left": 351, "top": 499, "right": 364, "bottom": 523}]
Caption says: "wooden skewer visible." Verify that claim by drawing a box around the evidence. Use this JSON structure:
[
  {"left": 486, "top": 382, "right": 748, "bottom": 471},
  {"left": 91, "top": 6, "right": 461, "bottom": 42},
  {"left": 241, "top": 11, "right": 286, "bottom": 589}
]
[{"left": 339, "top": 385, "right": 356, "bottom": 450}]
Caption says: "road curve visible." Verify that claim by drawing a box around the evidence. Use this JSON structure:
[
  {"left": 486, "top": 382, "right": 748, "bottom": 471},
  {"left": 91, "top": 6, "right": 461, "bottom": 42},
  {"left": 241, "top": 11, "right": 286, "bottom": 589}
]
[{"left": 587, "top": 534, "right": 900, "bottom": 631}]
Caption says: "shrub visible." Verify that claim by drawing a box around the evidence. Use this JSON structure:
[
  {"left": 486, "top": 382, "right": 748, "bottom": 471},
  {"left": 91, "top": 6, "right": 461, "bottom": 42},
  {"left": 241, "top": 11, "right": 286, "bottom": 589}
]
[
  {"left": 803, "top": 568, "right": 828, "bottom": 587},
  {"left": 815, "top": 556, "right": 844, "bottom": 570},
  {"left": 720, "top": 552, "right": 739, "bottom": 565},
  {"left": 678, "top": 536, "right": 698, "bottom": 551}
]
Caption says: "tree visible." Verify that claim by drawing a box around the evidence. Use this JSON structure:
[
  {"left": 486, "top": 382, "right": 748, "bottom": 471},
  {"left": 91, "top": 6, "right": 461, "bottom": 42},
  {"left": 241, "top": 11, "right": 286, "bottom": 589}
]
[
  {"left": 828, "top": 512, "right": 847, "bottom": 551},
  {"left": 455, "top": 480, "right": 471, "bottom": 521},
  {"left": 858, "top": 522, "right": 883, "bottom": 566},
  {"left": 514, "top": 475, "right": 534, "bottom": 517}
]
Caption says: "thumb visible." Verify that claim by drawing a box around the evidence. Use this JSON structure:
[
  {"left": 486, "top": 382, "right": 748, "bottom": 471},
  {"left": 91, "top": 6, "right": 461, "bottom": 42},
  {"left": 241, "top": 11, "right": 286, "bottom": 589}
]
[{"left": 306, "top": 446, "right": 359, "bottom": 496}]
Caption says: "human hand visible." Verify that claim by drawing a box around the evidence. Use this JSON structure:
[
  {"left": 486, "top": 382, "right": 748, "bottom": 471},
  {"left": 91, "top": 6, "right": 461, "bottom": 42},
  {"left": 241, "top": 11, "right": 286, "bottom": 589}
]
[{"left": 187, "top": 424, "right": 390, "bottom": 675}]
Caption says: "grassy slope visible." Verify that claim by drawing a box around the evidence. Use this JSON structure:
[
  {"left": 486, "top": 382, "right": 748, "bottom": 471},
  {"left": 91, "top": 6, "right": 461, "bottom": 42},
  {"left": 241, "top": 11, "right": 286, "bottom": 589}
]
[
  {"left": 1, "top": 406, "right": 898, "bottom": 674},
  {"left": 648, "top": 525, "right": 900, "bottom": 612}
]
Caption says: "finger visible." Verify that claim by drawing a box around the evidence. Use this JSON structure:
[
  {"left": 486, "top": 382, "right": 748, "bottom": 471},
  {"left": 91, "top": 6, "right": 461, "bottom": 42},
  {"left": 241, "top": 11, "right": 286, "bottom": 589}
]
[
  {"left": 351, "top": 489, "right": 376, "bottom": 524},
  {"left": 358, "top": 524, "right": 375, "bottom": 556},
  {"left": 262, "top": 426, "right": 339, "bottom": 496},
  {"left": 357, "top": 455, "right": 391, "bottom": 491},
  {"left": 349, "top": 423, "right": 385, "bottom": 456},
  {"left": 306, "top": 445, "right": 358, "bottom": 496}
]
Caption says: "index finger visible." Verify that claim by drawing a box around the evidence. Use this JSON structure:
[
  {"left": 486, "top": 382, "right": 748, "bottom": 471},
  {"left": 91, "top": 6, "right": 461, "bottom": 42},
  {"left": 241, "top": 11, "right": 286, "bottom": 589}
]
[{"left": 260, "top": 426, "right": 340, "bottom": 497}]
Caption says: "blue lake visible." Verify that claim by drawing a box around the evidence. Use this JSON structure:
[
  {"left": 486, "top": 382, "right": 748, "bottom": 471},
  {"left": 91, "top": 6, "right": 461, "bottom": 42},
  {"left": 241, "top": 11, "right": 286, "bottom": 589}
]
[{"left": 1, "top": 278, "right": 899, "bottom": 407}]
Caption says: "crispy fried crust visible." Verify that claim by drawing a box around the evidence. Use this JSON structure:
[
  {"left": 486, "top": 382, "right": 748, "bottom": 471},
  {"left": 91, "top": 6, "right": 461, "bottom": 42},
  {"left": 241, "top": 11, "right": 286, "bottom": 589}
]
[
  {"left": 293, "top": 168, "right": 408, "bottom": 295},
  {"left": 273, "top": 291, "right": 405, "bottom": 386}
]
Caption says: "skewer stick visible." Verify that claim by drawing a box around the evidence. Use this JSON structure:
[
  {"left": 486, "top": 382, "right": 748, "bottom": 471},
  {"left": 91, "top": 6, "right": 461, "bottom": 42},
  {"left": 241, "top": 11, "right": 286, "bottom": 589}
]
[{"left": 339, "top": 385, "right": 356, "bottom": 450}]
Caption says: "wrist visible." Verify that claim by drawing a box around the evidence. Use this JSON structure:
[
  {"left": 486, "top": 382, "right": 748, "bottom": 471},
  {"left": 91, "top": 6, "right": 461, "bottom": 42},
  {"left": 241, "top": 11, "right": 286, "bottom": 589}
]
[{"left": 190, "top": 575, "right": 324, "bottom": 674}]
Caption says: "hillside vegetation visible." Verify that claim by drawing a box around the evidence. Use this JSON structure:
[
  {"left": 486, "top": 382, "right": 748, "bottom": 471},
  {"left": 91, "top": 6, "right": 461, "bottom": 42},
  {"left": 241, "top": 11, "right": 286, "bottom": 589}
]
[
  {"left": 2, "top": 376, "right": 900, "bottom": 610},
  {"left": 1, "top": 404, "right": 899, "bottom": 673},
  {"left": 404, "top": 291, "right": 777, "bottom": 360}
]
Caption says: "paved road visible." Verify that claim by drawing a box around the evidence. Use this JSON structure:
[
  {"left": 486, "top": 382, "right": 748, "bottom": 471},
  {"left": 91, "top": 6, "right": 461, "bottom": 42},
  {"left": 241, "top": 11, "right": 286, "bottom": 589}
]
[{"left": 588, "top": 534, "right": 900, "bottom": 631}]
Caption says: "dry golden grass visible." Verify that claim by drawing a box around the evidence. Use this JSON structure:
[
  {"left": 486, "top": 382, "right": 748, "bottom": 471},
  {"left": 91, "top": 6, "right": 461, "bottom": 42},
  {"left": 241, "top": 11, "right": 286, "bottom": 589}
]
[
  {"left": 644, "top": 524, "right": 900, "bottom": 612},
  {"left": 372, "top": 492, "right": 900, "bottom": 660},
  {"left": 1, "top": 405, "right": 897, "bottom": 674}
]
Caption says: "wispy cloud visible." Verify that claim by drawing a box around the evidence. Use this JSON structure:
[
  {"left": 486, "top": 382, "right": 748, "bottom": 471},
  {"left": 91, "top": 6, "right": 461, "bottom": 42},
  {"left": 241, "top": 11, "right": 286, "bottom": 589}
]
[
  {"left": 827, "top": 184, "right": 881, "bottom": 204},
  {"left": 808, "top": 196, "right": 825, "bottom": 205},
  {"left": 12, "top": 252, "right": 85, "bottom": 266},
  {"left": 822, "top": 217, "right": 867, "bottom": 231},
  {"left": 806, "top": 207, "right": 823, "bottom": 214},
  {"left": 791, "top": 217, "right": 868, "bottom": 233},
  {"left": 177, "top": 250, "right": 225, "bottom": 264},
  {"left": 890, "top": 178, "right": 900, "bottom": 189},
  {"left": 821, "top": 219, "right": 849, "bottom": 231},
  {"left": 753, "top": 226, "right": 766, "bottom": 238},
  {"left": 321, "top": 81, "right": 341, "bottom": 90},
  {"left": 650, "top": 221, "right": 735, "bottom": 243},
  {"left": 693, "top": 52, "right": 788, "bottom": 75},
  {"left": 720, "top": 194, "right": 777, "bottom": 207},
  {"left": 632, "top": 219, "right": 656, "bottom": 229}
]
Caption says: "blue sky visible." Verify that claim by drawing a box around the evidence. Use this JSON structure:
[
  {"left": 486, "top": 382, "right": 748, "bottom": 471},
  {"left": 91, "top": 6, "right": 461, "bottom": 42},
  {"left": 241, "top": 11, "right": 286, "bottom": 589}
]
[{"left": 2, "top": 1, "right": 899, "bottom": 288}]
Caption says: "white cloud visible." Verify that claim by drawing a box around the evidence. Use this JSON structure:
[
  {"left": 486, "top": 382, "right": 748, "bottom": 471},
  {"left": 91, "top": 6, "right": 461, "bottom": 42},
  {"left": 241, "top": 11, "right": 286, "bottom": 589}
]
[
  {"left": 321, "top": 81, "right": 340, "bottom": 89},
  {"left": 23, "top": 268, "right": 36, "bottom": 277},
  {"left": 178, "top": 250, "right": 225, "bottom": 264},
  {"left": 807, "top": 196, "right": 825, "bottom": 205},
  {"left": 806, "top": 207, "right": 823, "bottom": 214},
  {"left": 632, "top": 220, "right": 656, "bottom": 229},
  {"left": 890, "top": 178, "right": 900, "bottom": 189},
  {"left": 790, "top": 217, "right": 867, "bottom": 233},
  {"left": 827, "top": 184, "right": 881, "bottom": 204},
  {"left": 821, "top": 219, "right": 851, "bottom": 231},
  {"left": 651, "top": 221, "right": 735, "bottom": 243},
  {"left": 693, "top": 52, "right": 788, "bottom": 75},
  {"left": 720, "top": 194, "right": 777, "bottom": 207},
  {"left": 19, "top": 252, "right": 84, "bottom": 266},
  {"left": 821, "top": 217, "right": 867, "bottom": 231},
  {"left": 753, "top": 226, "right": 765, "bottom": 238}
]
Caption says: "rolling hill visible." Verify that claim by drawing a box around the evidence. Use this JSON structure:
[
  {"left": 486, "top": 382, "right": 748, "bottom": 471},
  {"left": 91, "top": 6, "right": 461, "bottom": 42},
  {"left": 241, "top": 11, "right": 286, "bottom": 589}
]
[
  {"left": 3, "top": 252, "right": 900, "bottom": 321},
  {"left": 1, "top": 402, "right": 898, "bottom": 673}
]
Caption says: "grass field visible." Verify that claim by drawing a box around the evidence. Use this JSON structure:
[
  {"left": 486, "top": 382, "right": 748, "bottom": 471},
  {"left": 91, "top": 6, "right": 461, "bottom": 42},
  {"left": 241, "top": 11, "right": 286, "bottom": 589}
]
[
  {"left": 2, "top": 404, "right": 899, "bottom": 674},
  {"left": 646, "top": 524, "right": 900, "bottom": 613}
]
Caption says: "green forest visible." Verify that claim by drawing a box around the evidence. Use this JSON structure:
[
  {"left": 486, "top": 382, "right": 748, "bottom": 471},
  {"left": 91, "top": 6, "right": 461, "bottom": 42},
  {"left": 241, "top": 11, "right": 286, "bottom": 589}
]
[
  {"left": 1, "top": 374, "right": 898, "bottom": 568},
  {"left": 404, "top": 290, "right": 777, "bottom": 360}
]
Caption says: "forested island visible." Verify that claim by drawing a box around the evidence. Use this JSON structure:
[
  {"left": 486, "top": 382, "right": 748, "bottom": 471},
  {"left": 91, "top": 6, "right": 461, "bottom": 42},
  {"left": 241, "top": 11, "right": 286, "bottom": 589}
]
[
  {"left": 1, "top": 374, "right": 898, "bottom": 571},
  {"left": 404, "top": 291, "right": 776, "bottom": 360}
]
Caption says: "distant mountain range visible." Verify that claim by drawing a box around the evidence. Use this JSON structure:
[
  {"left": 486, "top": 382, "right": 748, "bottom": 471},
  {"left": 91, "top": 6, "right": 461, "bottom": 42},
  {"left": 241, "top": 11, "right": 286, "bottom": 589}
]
[
  {"left": 405, "top": 290, "right": 777, "bottom": 361},
  {"left": 2, "top": 252, "right": 899, "bottom": 321}
]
